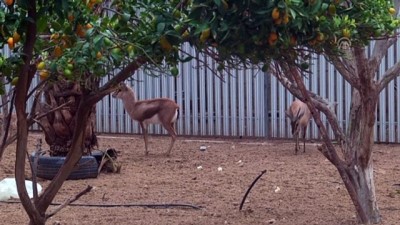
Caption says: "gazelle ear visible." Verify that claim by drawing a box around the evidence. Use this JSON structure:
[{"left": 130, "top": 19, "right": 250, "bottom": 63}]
[
  {"left": 293, "top": 108, "right": 304, "bottom": 120},
  {"left": 119, "top": 82, "right": 128, "bottom": 90}
]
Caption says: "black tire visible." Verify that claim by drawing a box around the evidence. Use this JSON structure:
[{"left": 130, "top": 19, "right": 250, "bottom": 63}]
[{"left": 31, "top": 152, "right": 100, "bottom": 180}]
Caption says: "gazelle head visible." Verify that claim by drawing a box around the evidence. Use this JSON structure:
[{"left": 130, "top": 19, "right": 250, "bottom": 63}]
[
  {"left": 112, "top": 82, "right": 130, "bottom": 99},
  {"left": 286, "top": 108, "right": 304, "bottom": 136}
]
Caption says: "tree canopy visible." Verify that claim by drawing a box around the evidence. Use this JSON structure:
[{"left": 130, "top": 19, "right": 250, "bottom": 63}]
[{"left": 0, "top": 0, "right": 399, "bottom": 224}]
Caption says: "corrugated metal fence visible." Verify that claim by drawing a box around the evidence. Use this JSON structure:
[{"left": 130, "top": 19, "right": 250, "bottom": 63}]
[
  {"left": 3, "top": 42, "right": 400, "bottom": 142},
  {"left": 96, "top": 42, "right": 400, "bottom": 143}
]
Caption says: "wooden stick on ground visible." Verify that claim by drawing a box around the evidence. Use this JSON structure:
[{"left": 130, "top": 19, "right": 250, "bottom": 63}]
[
  {"left": 46, "top": 185, "right": 93, "bottom": 219},
  {"left": 239, "top": 170, "right": 267, "bottom": 211}
]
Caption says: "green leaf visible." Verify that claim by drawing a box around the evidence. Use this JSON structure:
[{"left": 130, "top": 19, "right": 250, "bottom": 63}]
[{"left": 37, "top": 16, "right": 48, "bottom": 33}]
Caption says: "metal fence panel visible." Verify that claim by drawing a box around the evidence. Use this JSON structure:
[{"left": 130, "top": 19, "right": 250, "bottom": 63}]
[{"left": 2, "top": 41, "right": 400, "bottom": 143}]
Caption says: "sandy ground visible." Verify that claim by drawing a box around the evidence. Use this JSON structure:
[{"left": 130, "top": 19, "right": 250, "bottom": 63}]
[{"left": 0, "top": 133, "right": 399, "bottom": 225}]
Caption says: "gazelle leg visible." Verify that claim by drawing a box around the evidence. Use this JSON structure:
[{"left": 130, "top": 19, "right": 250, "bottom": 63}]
[
  {"left": 163, "top": 122, "right": 177, "bottom": 156},
  {"left": 295, "top": 134, "right": 299, "bottom": 154},
  {"left": 303, "top": 126, "right": 307, "bottom": 153},
  {"left": 140, "top": 122, "right": 149, "bottom": 155}
]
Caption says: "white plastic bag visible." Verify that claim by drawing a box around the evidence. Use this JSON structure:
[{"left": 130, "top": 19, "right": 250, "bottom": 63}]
[{"left": 0, "top": 178, "right": 42, "bottom": 201}]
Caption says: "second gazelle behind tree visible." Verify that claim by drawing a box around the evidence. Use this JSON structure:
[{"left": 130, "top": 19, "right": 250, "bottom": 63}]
[
  {"left": 112, "top": 83, "right": 179, "bottom": 156},
  {"left": 286, "top": 99, "right": 312, "bottom": 154}
]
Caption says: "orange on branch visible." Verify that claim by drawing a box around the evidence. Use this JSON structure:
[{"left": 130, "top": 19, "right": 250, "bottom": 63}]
[
  {"left": 199, "top": 28, "right": 211, "bottom": 43},
  {"left": 50, "top": 33, "right": 60, "bottom": 41},
  {"left": 328, "top": 4, "right": 336, "bottom": 15},
  {"left": 76, "top": 24, "right": 86, "bottom": 38},
  {"left": 7, "top": 37, "right": 14, "bottom": 49},
  {"left": 39, "top": 70, "right": 50, "bottom": 80},
  {"left": 5, "top": 0, "right": 13, "bottom": 6},
  {"left": 11, "top": 77, "right": 18, "bottom": 86},
  {"left": 283, "top": 14, "right": 289, "bottom": 24},
  {"left": 389, "top": 8, "right": 396, "bottom": 15},
  {"left": 268, "top": 32, "right": 278, "bottom": 45},
  {"left": 12, "top": 32, "right": 20, "bottom": 43},
  {"left": 37, "top": 62, "right": 46, "bottom": 70},
  {"left": 160, "top": 36, "right": 173, "bottom": 52},
  {"left": 54, "top": 46, "right": 63, "bottom": 57},
  {"left": 96, "top": 51, "right": 103, "bottom": 59},
  {"left": 272, "top": 8, "right": 280, "bottom": 20}
]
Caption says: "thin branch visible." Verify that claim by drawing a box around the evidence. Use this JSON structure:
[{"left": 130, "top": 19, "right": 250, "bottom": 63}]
[
  {"left": 239, "top": 170, "right": 267, "bottom": 211},
  {"left": 326, "top": 53, "right": 359, "bottom": 89},
  {"left": 31, "top": 100, "right": 73, "bottom": 122},
  {"left": 369, "top": 38, "right": 397, "bottom": 73},
  {"left": 271, "top": 63, "right": 347, "bottom": 148},
  {"left": 45, "top": 185, "right": 93, "bottom": 219},
  {"left": 288, "top": 63, "right": 345, "bottom": 165},
  {"left": 377, "top": 60, "right": 400, "bottom": 93},
  {"left": 2, "top": 200, "right": 202, "bottom": 210}
]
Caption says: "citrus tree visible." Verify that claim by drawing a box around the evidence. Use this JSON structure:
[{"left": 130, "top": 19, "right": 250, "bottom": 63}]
[
  {"left": 0, "top": 0, "right": 187, "bottom": 224},
  {"left": 1, "top": 0, "right": 399, "bottom": 224},
  {"left": 180, "top": 0, "right": 400, "bottom": 224}
]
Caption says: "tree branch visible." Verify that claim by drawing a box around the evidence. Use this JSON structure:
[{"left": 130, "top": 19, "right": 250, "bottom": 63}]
[
  {"left": 377, "top": 61, "right": 400, "bottom": 93},
  {"left": 369, "top": 38, "right": 397, "bottom": 74},
  {"left": 87, "top": 56, "right": 148, "bottom": 105},
  {"left": 45, "top": 185, "right": 93, "bottom": 219},
  {"left": 325, "top": 53, "right": 359, "bottom": 89},
  {"left": 271, "top": 63, "right": 348, "bottom": 150},
  {"left": 287, "top": 63, "right": 345, "bottom": 165}
]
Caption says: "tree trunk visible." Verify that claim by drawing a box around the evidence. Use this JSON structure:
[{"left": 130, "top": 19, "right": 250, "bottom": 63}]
[
  {"left": 37, "top": 80, "right": 98, "bottom": 156},
  {"left": 340, "top": 89, "right": 381, "bottom": 223}
]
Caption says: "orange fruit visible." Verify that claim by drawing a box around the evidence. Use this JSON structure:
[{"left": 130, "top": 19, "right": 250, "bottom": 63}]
[
  {"left": 283, "top": 14, "right": 289, "bottom": 24},
  {"left": 37, "top": 62, "right": 46, "bottom": 70},
  {"left": 272, "top": 8, "right": 280, "bottom": 20},
  {"left": 11, "top": 77, "right": 19, "bottom": 86},
  {"left": 13, "top": 32, "right": 20, "bottom": 43},
  {"left": 86, "top": 23, "right": 93, "bottom": 29},
  {"left": 96, "top": 51, "right": 102, "bottom": 59},
  {"left": 268, "top": 32, "right": 278, "bottom": 45},
  {"left": 5, "top": 0, "right": 13, "bottom": 6},
  {"left": 76, "top": 24, "right": 86, "bottom": 38},
  {"left": 199, "top": 28, "right": 211, "bottom": 43},
  {"left": 328, "top": 4, "right": 336, "bottom": 15},
  {"left": 389, "top": 7, "right": 396, "bottom": 15},
  {"left": 39, "top": 70, "right": 50, "bottom": 80},
  {"left": 7, "top": 37, "right": 14, "bottom": 49},
  {"left": 54, "top": 46, "right": 63, "bottom": 57},
  {"left": 50, "top": 33, "right": 60, "bottom": 40},
  {"left": 160, "top": 36, "right": 172, "bottom": 52}
]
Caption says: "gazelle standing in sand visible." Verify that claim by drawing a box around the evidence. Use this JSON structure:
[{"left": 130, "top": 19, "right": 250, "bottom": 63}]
[
  {"left": 112, "top": 83, "right": 179, "bottom": 156},
  {"left": 286, "top": 99, "right": 312, "bottom": 154}
]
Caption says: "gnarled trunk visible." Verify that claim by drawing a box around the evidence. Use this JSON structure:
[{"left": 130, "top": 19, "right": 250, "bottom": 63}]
[
  {"left": 340, "top": 89, "right": 381, "bottom": 223},
  {"left": 37, "top": 80, "right": 98, "bottom": 156}
]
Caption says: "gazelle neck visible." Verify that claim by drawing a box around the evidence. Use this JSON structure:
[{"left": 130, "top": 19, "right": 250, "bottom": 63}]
[{"left": 121, "top": 86, "right": 138, "bottom": 112}]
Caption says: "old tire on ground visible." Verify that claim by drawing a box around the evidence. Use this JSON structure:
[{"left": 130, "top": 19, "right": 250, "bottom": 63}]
[{"left": 31, "top": 151, "right": 103, "bottom": 180}]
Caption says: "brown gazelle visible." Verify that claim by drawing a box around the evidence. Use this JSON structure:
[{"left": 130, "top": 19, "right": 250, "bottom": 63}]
[
  {"left": 286, "top": 99, "right": 312, "bottom": 154},
  {"left": 112, "top": 82, "right": 179, "bottom": 156}
]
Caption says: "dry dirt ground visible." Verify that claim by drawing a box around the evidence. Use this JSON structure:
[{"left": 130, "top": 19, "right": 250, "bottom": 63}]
[{"left": 1, "top": 132, "right": 400, "bottom": 225}]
